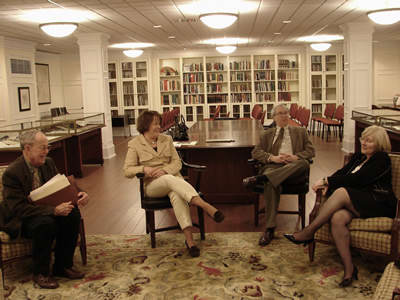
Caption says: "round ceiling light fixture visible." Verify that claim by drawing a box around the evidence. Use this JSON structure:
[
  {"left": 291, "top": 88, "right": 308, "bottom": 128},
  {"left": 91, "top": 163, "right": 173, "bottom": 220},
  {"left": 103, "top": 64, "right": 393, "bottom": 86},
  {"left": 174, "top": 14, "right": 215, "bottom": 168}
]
[
  {"left": 310, "top": 43, "right": 332, "bottom": 52},
  {"left": 367, "top": 8, "right": 400, "bottom": 25},
  {"left": 199, "top": 13, "right": 238, "bottom": 29},
  {"left": 123, "top": 49, "right": 144, "bottom": 58},
  {"left": 39, "top": 22, "right": 78, "bottom": 38},
  {"left": 216, "top": 45, "right": 237, "bottom": 54}
]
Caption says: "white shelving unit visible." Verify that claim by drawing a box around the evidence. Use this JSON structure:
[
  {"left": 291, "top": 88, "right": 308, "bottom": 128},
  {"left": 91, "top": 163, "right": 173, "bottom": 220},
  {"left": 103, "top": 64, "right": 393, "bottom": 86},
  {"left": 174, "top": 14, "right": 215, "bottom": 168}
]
[
  {"left": 310, "top": 54, "right": 338, "bottom": 117},
  {"left": 108, "top": 60, "right": 149, "bottom": 132}
]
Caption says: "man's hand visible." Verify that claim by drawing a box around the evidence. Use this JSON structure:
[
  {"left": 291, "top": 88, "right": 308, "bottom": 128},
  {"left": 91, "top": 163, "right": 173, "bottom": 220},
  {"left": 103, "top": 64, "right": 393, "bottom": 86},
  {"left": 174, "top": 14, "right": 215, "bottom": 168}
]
[
  {"left": 54, "top": 202, "right": 74, "bottom": 216},
  {"left": 77, "top": 191, "right": 89, "bottom": 208},
  {"left": 269, "top": 155, "right": 286, "bottom": 164},
  {"left": 280, "top": 153, "right": 299, "bottom": 163}
]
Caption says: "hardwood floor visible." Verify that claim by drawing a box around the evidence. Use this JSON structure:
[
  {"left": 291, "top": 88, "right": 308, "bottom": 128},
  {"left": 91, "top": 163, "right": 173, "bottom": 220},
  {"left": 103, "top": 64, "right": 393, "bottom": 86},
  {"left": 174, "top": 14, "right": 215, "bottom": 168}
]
[{"left": 77, "top": 134, "right": 345, "bottom": 235}]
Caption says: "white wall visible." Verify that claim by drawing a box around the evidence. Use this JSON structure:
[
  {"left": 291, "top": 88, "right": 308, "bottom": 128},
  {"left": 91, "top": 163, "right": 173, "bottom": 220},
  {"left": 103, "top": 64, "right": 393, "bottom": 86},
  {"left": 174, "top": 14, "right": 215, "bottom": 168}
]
[
  {"left": 35, "top": 51, "right": 65, "bottom": 115},
  {"left": 60, "top": 53, "right": 83, "bottom": 112},
  {"left": 373, "top": 40, "right": 400, "bottom": 105}
]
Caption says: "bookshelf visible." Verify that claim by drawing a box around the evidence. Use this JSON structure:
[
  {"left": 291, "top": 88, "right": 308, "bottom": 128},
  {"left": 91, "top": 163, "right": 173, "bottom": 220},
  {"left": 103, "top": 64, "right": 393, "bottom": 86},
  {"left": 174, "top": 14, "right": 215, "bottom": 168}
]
[
  {"left": 158, "top": 53, "right": 301, "bottom": 124},
  {"left": 107, "top": 60, "right": 149, "bottom": 131},
  {"left": 310, "top": 54, "right": 338, "bottom": 117}
]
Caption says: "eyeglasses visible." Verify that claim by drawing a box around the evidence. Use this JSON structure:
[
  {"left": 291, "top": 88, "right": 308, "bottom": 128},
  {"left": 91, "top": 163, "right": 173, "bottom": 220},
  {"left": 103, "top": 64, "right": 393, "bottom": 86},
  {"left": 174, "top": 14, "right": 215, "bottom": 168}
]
[
  {"left": 274, "top": 111, "right": 289, "bottom": 116},
  {"left": 31, "top": 144, "right": 51, "bottom": 151}
]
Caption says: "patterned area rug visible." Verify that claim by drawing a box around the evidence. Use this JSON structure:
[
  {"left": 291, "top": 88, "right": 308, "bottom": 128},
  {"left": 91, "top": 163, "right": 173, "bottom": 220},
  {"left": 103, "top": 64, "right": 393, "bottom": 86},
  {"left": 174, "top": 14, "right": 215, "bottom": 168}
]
[{"left": 4, "top": 232, "right": 383, "bottom": 299}]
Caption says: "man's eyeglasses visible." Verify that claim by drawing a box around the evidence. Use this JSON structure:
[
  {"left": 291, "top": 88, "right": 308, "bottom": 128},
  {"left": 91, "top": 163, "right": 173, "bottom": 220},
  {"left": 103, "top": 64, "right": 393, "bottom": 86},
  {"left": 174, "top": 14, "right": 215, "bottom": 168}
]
[{"left": 274, "top": 111, "right": 289, "bottom": 116}]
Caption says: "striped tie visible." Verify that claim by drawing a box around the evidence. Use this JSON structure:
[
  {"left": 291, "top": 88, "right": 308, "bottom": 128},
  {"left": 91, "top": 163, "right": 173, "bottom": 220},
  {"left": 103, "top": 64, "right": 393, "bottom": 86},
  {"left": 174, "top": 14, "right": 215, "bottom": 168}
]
[
  {"left": 32, "top": 168, "right": 41, "bottom": 189},
  {"left": 271, "top": 127, "right": 284, "bottom": 156}
]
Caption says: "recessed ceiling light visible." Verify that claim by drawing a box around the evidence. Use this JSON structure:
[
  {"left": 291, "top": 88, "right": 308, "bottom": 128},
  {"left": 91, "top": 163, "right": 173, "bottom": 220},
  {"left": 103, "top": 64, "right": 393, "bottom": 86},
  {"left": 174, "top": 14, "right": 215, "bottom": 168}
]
[
  {"left": 168, "top": 36, "right": 176, "bottom": 39},
  {"left": 282, "top": 20, "right": 292, "bottom": 24},
  {"left": 268, "top": 40, "right": 274, "bottom": 43},
  {"left": 109, "top": 42, "right": 154, "bottom": 48},
  {"left": 42, "top": 43, "right": 52, "bottom": 46},
  {"left": 153, "top": 25, "right": 162, "bottom": 28},
  {"left": 273, "top": 32, "right": 281, "bottom": 35}
]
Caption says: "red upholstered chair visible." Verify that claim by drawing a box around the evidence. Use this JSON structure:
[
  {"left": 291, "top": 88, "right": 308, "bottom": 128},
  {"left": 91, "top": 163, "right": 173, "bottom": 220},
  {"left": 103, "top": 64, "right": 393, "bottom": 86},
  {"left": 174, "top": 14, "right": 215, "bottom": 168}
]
[
  {"left": 161, "top": 108, "right": 179, "bottom": 132},
  {"left": 289, "top": 103, "right": 299, "bottom": 120},
  {"left": 260, "top": 111, "right": 266, "bottom": 125},
  {"left": 204, "top": 105, "right": 221, "bottom": 121},
  {"left": 312, "top": 104, "right": 336, "bottom": 136},
  {"left": 251, "top": 104, "right": 263, "bottom": 120},
  {"left": 299, "top": 108, "right": 311, "bottom": 129},
  {"left": 320, "top": 104, "right": 344, "bottom": 141}
]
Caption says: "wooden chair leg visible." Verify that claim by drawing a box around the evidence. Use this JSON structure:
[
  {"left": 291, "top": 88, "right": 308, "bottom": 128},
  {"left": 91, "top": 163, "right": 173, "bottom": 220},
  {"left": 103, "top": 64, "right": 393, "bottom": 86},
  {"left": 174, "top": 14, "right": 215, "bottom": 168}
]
[
  {"left": 79, "top": 218, "right": 87, "bottom": 265},
  {"left": 298, "top": 194, "right": 306, "bottom": 229},
  {"left": 146, "top": 210, "right": 156, "bottom": 248},
  {"left": 308, "top": 241, "right": 316, "bottom": 262},
  {"left": 197, "top": 206, "right": 205, "bottom": 240},
  {"left": 254, "top": 195, "right": 260, "bottom": 227}
]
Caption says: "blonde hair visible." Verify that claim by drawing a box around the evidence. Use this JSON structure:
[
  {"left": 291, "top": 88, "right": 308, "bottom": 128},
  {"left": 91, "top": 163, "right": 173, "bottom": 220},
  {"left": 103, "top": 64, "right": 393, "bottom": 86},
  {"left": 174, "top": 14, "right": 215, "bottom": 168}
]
[{"left": 361, "top": 125, "right": 391, "bottom": 152}]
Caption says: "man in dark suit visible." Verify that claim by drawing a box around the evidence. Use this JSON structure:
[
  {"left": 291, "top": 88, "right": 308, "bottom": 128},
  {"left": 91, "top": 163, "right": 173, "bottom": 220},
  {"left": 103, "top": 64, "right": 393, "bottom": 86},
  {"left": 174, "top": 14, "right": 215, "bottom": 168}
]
[
  {"left": 243, "top": 104, "right": 315, "bottom": 246},
  {"left": 1, "top": 129, "right": 89, "bottom": 288}
]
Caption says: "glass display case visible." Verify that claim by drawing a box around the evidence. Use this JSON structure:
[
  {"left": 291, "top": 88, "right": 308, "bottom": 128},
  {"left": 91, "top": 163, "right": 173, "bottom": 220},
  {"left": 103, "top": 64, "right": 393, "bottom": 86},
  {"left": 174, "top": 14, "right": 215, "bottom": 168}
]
[
  {"left": 379, "top": 115, "right": 400, "bottom": 132},
  {"left": 351, "top": 109, "right": 400, "bottom": 127}
]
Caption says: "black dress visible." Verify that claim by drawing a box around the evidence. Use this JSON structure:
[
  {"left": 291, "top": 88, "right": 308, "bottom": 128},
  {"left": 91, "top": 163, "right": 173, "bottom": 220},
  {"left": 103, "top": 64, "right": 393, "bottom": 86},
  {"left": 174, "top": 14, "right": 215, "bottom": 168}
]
[{"left": 327, "top": 151, "right": 397, "bottom": 218}]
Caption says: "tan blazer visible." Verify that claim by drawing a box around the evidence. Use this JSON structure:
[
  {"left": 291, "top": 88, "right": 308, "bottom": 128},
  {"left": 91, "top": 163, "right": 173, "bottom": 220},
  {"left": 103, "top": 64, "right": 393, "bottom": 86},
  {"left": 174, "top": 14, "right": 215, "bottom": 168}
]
[
  {"left": 251, "top": 126, "right": 315, "bottom": 163},
  {"left": 124, "top": 134, "right": 182, "bottom": 183}
]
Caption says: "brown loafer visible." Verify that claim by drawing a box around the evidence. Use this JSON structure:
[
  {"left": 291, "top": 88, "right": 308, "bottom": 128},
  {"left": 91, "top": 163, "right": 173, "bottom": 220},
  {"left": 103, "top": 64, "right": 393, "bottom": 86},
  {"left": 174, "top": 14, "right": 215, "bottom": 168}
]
[
  {"left": 243, "top": 175, "right": 267, "bottom": 189},
  {"left": 53, "top": 267, "right": 85, "bottom": 279},
  {"left": 258, "top": 228, "right": 275, "bottom": 246},
  {"left": 33, "top": 274, "right": 59, "bottom": 289}
]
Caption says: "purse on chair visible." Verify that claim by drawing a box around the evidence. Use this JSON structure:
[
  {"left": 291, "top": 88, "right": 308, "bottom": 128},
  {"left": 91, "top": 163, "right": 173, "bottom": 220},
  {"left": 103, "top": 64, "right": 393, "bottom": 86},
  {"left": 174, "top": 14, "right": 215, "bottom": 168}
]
[{"left": 169, "top": 114, "right": 189, "bottom": 141}]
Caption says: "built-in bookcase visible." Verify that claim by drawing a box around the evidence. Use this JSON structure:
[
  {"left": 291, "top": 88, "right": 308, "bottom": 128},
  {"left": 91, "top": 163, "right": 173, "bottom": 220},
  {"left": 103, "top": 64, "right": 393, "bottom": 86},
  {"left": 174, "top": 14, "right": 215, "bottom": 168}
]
[
  {"left": 160, "top": 58, "right": 181, "bottom": 114},
  {"left": 310, "top": 54, "right": 338, "bottom": 117},
  {"left": 108, "top": 60, "right": 149, "bottom": 128}
]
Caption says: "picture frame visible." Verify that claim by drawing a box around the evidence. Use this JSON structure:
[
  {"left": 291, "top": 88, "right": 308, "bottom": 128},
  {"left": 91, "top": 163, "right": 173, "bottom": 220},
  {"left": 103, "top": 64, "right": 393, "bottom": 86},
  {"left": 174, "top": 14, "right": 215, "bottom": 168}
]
[
  {"left": 18, "top": 87, "right": 31, "bottom": 112},
  {"left": 35, "top": 63, "right": 51, "bottom": 105}
]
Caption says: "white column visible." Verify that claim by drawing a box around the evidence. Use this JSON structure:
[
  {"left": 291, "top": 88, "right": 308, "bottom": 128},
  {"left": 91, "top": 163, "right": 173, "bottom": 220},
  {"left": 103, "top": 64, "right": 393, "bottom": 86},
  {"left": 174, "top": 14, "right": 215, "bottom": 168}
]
[
  {"left": 76, "top": 33, "right": 115, "bottom": 159},
  {"left": 341, "top": 22, "right": 374, "bottom": 153}
]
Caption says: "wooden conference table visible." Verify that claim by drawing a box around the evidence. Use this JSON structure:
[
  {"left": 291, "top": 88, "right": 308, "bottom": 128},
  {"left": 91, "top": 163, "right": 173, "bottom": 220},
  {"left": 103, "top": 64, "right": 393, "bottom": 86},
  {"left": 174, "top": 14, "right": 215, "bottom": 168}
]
[{"left": 178, "top": 119, "right": 264, "bottom": 204}]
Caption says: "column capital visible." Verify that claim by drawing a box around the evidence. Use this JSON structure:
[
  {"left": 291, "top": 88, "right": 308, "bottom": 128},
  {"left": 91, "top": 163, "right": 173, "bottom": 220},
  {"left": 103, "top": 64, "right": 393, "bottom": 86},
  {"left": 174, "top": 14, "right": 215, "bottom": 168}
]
[{"left": 75, "top": 33, "right": 110, "bottom": 47}]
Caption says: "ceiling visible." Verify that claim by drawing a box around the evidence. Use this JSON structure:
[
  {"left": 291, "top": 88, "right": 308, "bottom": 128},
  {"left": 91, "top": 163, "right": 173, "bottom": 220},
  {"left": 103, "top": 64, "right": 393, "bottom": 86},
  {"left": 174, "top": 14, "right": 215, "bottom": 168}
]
[{"left": 1, "top": 0, "right": 400, "bottom": 54}]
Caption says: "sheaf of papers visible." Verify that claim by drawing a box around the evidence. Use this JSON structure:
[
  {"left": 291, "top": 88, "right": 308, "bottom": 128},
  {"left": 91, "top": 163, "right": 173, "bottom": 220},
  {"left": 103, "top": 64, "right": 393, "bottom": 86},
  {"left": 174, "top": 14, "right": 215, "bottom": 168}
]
[
  {"left": 173, "top": 141, "right": 198, "bottom": 147},
  {"left": 29, "top": 174, "right": 70, "bottom": 201}
]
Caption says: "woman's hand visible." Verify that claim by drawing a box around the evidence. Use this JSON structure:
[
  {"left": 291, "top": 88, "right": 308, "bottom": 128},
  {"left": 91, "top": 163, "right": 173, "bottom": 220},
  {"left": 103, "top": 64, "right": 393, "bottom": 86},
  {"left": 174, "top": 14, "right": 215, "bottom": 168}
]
[
  {"left": 312, "top": 178, "right": 328, "bottom": 195},
  {"left": 152, "top": 169, "right": 167, "bottom": 178},
  {"left": 143, "top": 166, "right": 166, "bottom": 178},
  {"left": 77, "top": 191, "right": 89, "bottom": 208}
]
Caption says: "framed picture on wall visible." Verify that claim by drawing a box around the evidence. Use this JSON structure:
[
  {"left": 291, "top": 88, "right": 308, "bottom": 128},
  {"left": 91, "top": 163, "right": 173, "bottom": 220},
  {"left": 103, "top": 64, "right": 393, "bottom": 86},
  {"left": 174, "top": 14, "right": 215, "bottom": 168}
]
[
  {"left": 35, "top": 63, "right": 51, "bottom": 105},
  {"left": 18, "top": 87, "right": 31, "bottom": 112}
]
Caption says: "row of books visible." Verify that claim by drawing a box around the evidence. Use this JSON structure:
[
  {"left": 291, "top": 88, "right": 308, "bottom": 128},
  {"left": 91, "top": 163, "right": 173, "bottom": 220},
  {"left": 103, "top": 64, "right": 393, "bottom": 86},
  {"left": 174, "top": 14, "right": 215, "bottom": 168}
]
[
  {"left": 255, "top": 82, "right": 275, "bottom": 92},
  {"left": 137, "top": 83, "right": 147, "bottom": 94},
  {"left": 207, "top": 94, "right": 228, "bottom": 103},
  {"left": 207, "top": 84, "right": 226, "bottom": 93},
  {"left": 183, "top": 84, "right": 204, "bottom": 94},
  {"left": 277, "top": 81, "right": 294, "bottom": 91},
  {"left": 206, "top": 73, "right": 225, "bottom": 82},
  {"left": 162, "top": 94, "right": 180, "bottom": 105},
  {"left": 256, "top": 93, "right": 275, "bottom": 102},
  {"left": 312, "top": 80, "right": 322, "bottom": 88},
  {"left": 254, "top": 60, "right": 272, "bottom": 70},
  {"left": 278, "top": 92, "right": 293, "bottom": 101},
  {"left": 123, "top": 82, "right": 135, "bottom": 94},
  {"left": 229, "top": 61, "right": 251, "bottom": 70},
  {"left": 230, "top": 72, "right": 251, "bottom": 81},
  {"left": 278, "top": 59, "right": 297, "bottom": 69},
  {"left": 255, "top": 71, "right": 274, "bottom": 81},
  {"left": 160, "top": 80, "right": 180, "bottom": 91},
  {"left": 123, "top": 96, "right": 134, "bottom": 107},
  {"left": 230, "top": 83, "right": 251, "bottom": 92},
  {"left": 231, "top": 93, "right": 251, "bottom": 103},
  {"left": 183, "top": 63, "right": 203, "bottom": 72},
  {"left": 183, "top": 73, "right": 204, "bottom": 83},
  {"left": 206, "top": 62, "right": 225, "bottom": 71},
  {"left": 278, "top": 71, "right": 298, "bottom": 80},
  {"left": 184, "top": 95, "right": 205, "bottom": 104},
  {"left": 138, "top": 95, "right": 148, "bottom": 106},
  {"left": 311, "top": 64, "right": 323, "bottom": 71}
]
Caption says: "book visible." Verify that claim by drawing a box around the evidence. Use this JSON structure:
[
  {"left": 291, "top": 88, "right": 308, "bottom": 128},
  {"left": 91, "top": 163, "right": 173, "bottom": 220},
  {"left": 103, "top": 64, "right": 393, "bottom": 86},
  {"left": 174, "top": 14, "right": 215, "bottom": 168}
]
[{"left": 29, "top": 174, "right": 79, "bottom": 206}]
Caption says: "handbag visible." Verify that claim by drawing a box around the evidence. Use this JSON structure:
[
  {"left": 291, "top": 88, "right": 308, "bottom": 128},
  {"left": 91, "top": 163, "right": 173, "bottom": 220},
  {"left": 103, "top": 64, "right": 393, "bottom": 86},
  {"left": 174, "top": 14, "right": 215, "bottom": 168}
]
[{"left": 169, "top": 114, "right": 189, "bottom": 141}]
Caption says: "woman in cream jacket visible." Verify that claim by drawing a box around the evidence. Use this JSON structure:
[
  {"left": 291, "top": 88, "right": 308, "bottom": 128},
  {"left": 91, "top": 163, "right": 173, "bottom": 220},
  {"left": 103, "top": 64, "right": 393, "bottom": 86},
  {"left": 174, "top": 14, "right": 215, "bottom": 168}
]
[{"left": 124, "top": 110, "right": 224, "bottom": 257}]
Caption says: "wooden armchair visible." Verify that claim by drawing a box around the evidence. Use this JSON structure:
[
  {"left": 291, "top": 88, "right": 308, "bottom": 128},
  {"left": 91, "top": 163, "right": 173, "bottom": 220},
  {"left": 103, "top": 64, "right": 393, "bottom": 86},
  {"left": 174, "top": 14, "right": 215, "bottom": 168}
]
[
  {"left": 0, "top": 165, "right": 87, "bottom": 290},
  {"left": 136, "top": 158, "right": 207, "bottom": 248},
  {"left": 308, "top": 152, "right": 400, "bottom": 263}
]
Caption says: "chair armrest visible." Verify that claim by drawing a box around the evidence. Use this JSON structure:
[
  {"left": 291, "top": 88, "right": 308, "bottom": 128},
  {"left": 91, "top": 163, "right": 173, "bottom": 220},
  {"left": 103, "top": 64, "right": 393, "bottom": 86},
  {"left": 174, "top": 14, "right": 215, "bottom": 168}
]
[
  {"left": 390, "top": 198, "right": 400, "bottom": 258},
  {"left": 136, "top": 173, "right": 145, "bottom": 179},
  {"left": 309, "top": 188, "right": 324, "bottom": 223},
  {"left": 181, "top": 159, "right": 207, "bottom": 172},
  {"left": 392, "top": 287, "right": 400, "bottom": 300}
]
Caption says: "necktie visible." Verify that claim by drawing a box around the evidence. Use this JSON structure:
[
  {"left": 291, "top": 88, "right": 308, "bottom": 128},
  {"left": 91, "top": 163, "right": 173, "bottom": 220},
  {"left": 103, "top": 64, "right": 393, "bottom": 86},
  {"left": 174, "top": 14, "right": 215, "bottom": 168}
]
[
  {"left": 271, "top": 127, "right": 284, "bottom": 156},
  {"left": 32, "top": 168, "right": 41, "bottom": 190}
]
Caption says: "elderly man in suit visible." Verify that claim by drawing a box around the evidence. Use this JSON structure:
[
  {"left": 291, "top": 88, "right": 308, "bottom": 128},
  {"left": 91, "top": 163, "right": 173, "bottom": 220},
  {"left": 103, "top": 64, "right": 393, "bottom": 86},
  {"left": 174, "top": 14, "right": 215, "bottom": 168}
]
[
  {"left": 243, "top": 104, "right": 315, "bottom": 246},
  {"left": 1, "top": 129, "right": 89, "bottom": 289}
]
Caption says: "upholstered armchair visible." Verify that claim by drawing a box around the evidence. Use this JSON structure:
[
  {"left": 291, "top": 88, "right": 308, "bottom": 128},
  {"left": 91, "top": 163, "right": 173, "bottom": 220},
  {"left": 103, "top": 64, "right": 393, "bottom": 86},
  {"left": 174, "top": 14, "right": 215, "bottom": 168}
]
[
  {"left": 308, "top": 152, "right": 400, "bottom": 263},
  {"left": 0, "top": 165, "right": 87, "bottom": 290}
]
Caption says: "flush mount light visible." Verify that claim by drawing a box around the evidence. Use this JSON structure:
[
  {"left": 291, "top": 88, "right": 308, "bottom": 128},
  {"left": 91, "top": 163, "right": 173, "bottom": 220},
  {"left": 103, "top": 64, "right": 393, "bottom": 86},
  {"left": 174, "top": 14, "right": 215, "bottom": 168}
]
[
  {"left": 216, "top": 45, "right": 237, "bottom": 54},
  {"left": 199, "top": 13, "right": 238, "bottom": 29},
  {"left": 310, "top": 43, "right": 332, "bottom": 52},
  {"left": 109, "top": 42, "right": 154, "bottom": 49},
  {"left": 297, "top": 34, "right": 343, "bottom": 42},
  {"left": 367, "top": 8, "right": 400, "bottom": 25},
  {"left": 123, "top": 49, "right": 144, "bottom": 58},
  {"left": 39, "top": 22, "right": 78, "bottom": 38}
]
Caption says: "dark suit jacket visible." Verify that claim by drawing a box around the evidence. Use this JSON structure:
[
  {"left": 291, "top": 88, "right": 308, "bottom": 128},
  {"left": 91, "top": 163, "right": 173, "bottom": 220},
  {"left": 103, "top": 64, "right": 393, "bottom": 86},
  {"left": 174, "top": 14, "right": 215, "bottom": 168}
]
[
  {"left": 251, "top": 126, "right": 315, "bottom": 163},
  {"left": 0, "top": 156, "right": 56, "bottom": 238}
]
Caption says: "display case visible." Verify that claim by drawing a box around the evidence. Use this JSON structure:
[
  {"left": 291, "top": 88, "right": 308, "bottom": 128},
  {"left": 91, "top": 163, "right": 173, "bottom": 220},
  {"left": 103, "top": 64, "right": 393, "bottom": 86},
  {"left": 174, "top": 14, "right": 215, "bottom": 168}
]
[
  {"left": 351, "top": 109, "right": 400, "bottom": 126},
  {"left": 39, "top": 113, "right": 105, "bottom": 135}
]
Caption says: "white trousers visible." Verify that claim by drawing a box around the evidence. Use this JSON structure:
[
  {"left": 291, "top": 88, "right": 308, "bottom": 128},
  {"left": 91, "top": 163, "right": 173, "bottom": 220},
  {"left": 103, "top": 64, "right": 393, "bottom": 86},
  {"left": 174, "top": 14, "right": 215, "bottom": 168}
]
[{"left": 145, "top": 174, "right": 198, "bottom": 229}]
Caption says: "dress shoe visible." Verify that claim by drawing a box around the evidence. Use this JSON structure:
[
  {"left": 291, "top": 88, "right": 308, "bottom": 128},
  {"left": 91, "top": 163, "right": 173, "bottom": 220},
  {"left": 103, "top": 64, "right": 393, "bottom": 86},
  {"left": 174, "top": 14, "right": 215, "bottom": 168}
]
[
  {"left": 185, "top": 241, "right": 200, "bottom": 257},
  {"left": 242, "top": 175, "right": 267, "bottom": 189},
  {"left": 339, "top": 266, "right": 358, "bottom": 287},
  {"left": 283, "top": 233, "right": 314, "bottom": 246},
  {"left": 258, "top": 228, "right": 275, "bottom": 246},
  {"left": 213, "top": 210, "right": 225, "bottom": 223},
  {"left": 53, "top": 267, "right": 85, "bottom": 279},
  {"left": 33, "top": 274, "right": 59, "bottom": 289}
]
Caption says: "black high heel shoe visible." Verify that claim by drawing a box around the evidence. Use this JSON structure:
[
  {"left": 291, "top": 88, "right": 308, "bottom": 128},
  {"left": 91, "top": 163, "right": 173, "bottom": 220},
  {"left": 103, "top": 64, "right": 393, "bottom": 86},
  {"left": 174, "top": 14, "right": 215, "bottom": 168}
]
[
  {"left": 185, "top": 241, "right": 200, "bottom": 257},
  {"left": 212, "top": 210, "right": 225, "bottom": 223},
  {"left": 283, "top": 233, "right": 314, "bottom": 246},
  {"left": 339, "top": 266, "right": 358, "bottom": 288}
]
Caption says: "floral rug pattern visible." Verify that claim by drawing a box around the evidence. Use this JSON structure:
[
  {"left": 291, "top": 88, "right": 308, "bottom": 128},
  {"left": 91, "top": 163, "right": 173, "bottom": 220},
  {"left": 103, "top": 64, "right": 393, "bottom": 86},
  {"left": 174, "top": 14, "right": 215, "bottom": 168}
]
[{"left": 4, "top": 232, "right": 382, "bottom": 299}]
